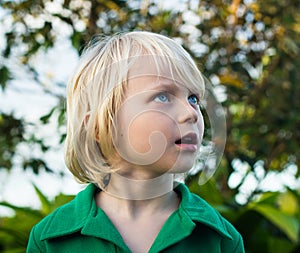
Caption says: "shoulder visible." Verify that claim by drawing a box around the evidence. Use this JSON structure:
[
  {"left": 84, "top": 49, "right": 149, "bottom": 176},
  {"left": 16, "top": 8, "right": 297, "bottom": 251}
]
[
  {"left": 175, "top": 183, "right": 245, "bottom": 252},
  {"left": 27, "top": 184, "right": 97, "bottom": 251}
]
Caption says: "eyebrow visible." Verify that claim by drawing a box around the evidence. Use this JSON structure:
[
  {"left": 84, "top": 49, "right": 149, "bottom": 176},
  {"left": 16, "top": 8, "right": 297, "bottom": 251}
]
[
  {"left": 151, "top": 79, "right": 181, "bottom": 91},
  {"left": 151, "top": 80, "right": 197, "bottom": 96}
]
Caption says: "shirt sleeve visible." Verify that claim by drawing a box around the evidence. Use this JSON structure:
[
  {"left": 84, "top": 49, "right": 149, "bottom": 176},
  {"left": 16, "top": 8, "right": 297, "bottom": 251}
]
[
  {"left": 26, "top": 225, "right": 44, "bottom": 253},
  {"left": 220, "top": 218, "right": 245, "bottom": 253},
  {"left": 232, "top": 234, "right": 245, "bottom": 253},
  {"left": 219, "top": 231, "right": 245, "bottom": 253}
]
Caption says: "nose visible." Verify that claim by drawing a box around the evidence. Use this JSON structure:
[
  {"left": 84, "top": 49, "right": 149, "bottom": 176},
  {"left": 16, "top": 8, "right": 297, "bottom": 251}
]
[{"left": 177, "top": 101, "right": 199, "bottom": 124}]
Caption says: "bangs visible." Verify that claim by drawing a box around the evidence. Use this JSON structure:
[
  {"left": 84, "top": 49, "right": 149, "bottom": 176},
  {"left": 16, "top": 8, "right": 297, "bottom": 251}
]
[
  {"left": 155, "top": 55, "right": 205, "bottom": 98},
  {"left": 125, "top": 32, "right": 205, "bottom": 98},
  {"left": 126, "top": 54, "right": 205, "bottom": 98}
]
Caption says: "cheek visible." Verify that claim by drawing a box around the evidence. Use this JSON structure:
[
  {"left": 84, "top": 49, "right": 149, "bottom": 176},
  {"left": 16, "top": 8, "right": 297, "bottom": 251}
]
[
  {"left": 113, "top": 112, "right": 175, "bottom": 166},
  {"left": 128, "top": 113, "right": 173, "bottom": 153},
  {"left": 128, "top": 121, "right": 151, "bottom": 153}
]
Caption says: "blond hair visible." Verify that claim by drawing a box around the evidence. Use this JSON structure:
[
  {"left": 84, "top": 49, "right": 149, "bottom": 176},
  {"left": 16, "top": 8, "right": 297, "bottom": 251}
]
[{"left": 64, "top": 31, "right": 205, "bottom": 187}]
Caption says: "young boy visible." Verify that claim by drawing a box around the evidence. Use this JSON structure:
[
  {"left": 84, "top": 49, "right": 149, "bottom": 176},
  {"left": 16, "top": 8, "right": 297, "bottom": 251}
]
[{"left": 27, "top": 31, "right": 244, "bottom": 252}]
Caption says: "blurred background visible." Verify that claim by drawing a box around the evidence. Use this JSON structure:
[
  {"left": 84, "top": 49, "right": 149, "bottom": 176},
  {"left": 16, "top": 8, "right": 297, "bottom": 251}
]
[{"left": 0, "top": 0, "right": 300, "bottom": 252}]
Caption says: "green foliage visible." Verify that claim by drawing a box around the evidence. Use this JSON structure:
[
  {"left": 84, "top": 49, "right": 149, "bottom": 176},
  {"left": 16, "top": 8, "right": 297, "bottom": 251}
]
[
  {"left": 0, "top": 113, "right": 25, "bottom": 170},
  {"left": 0, "top": 185, "right": 74, "bottom": 253},
  {"left": 0, "top": 66, "right": 11, "bottom": 90},
  {"left": 188, "top": 176, "right": 300, "bottom": 253}
]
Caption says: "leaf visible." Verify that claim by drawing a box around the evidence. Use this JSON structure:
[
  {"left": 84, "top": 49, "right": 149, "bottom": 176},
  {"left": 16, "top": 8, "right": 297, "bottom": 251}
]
[
  {"left": 219, "top": 74, "right": 244, "bottom": 88},
  {"left": 59, "top": 133, "right": 66, "bottom": 144},
  {"left": 0, "top": 66, "right": 12, "bottom": 90},
  {"left": 250, "top": 203, "right": 299, "bottom": 243},
  {"left": 58, "top": 108, "right": 66, "bottom": 126},
  {"left": 267, "top": 236, "right": 295, "bottom": 253},
  {"left": 277, "top": 191, "right": 299, "bottom": 216},
  {"left": 39, "top": 107, "right": 56, "bottom": 124},
  {"left": 50, "top": 194, "right": 75, "bottom": 211},
  {"left": 254, "top": 191, "right": 280, "bottom": 205},
  {"left": 71, "top": 30, "right": 84, "bottom": 52},
  {"left": 32, "top": 184, "right": 51, "bottom": 215},
  {"left": 188, "top": 177, "right": 224, "bottom": 205},
  {"left": 0, "top": 202, "right": 44, "bottom": 218},
  {"left": 2, "top": 248, "right": 25, "bottom": 253}
]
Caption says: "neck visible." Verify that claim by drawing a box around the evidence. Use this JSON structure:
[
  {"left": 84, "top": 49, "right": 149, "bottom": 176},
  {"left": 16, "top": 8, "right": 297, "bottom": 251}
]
[
  {"left": 95, "top": 173, "right": 180, "bottom": 219},
  {"left": 104, "top": 173, "right": 175, "bottom": 200}
]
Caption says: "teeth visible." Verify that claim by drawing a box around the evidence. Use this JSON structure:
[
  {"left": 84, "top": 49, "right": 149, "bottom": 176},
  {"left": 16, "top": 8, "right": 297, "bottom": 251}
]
[
  {"left": 182, "top": 137, "right": 193, "bottom": 144},
  {"left": 176, "top": 134, "right": 197, "bottom": 145}
]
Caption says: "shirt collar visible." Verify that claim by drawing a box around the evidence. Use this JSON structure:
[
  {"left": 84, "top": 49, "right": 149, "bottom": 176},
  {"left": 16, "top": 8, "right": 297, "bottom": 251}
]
[
  {"left": 40, "top": 183, "right": 232, "bottom": 243},
  {"left": 40, "top": 184, "right": 95, "bottom": 241},
  {"left": 175, "top": 183, "right": 232, "bottom": 240},
  {"left": 40, "top": 184, "right": 130, "bottom": 250}
]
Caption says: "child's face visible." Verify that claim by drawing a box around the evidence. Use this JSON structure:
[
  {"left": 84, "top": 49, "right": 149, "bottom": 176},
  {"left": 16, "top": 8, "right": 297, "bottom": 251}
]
[{"left": 112, "top": 72, "right": 204, "bottom": 178}]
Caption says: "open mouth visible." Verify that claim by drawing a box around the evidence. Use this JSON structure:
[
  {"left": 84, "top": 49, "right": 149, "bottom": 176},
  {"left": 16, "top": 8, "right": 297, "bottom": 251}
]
[{"left": 175, "top": 133, "right": 198, "bottom": 145}]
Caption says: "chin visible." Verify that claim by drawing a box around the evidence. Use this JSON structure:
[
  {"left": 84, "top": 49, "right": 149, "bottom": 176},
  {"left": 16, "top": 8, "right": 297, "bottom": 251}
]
[{"left": 167, "top": 162, "right": 194, "bottom": 174}]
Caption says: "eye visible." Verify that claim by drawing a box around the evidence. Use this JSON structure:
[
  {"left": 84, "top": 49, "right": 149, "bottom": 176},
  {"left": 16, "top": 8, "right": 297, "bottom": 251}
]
[
  {"left": 154, "top": 93, "right": 170, "bottom": 103},
  {"left": 188, "top": 94, "right": 199, "bottom": 106}
]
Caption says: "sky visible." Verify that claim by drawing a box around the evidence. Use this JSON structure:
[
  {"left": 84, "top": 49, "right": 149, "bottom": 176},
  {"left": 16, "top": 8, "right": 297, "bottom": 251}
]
[{"left": 0, "top": 36, "right": 84, "bottom": 216}]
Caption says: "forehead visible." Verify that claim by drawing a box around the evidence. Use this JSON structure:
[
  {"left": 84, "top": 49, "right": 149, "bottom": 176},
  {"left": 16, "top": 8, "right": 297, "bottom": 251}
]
[
  {"left": 126, "top": 54, "right": 204, "bottom": 96},
  {"left": 128, "top": 55, "right": 175, "bottom": 80},
  {"left": 126, "top": 75, "right": 189, "bottom": 95}
]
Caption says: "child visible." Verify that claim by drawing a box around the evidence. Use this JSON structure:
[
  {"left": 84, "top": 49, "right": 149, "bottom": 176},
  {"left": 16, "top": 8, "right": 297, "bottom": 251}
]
[{"left": 27, "top": 31, "right": 244, "bottom": 253}]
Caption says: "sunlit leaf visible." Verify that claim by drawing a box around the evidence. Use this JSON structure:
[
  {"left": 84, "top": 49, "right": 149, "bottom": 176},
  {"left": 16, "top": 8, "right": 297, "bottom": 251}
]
[
  {"left": 250, "top": 203, "right": 299, "bottom": 243},
  {"left": 33, "top": 184, "right": 51, "bottom": 215},
  {"left": 277, "top": 191, "right": 299, "bottom": 216}
]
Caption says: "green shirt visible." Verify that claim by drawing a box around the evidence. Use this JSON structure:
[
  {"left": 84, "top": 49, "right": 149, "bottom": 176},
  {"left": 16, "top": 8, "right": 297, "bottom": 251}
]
[{"left": 27, "top": 183, "right": 244, "bottom": 252}]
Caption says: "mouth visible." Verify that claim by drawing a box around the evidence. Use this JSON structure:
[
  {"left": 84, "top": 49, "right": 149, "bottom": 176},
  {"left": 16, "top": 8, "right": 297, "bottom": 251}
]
[{"left": 175, "top": 133, "right": 198, "bottom": 151}]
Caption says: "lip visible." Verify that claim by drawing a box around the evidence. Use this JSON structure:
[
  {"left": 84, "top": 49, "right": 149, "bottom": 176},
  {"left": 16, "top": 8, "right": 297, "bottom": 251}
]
[{"left": 175, "top": 132, "right": 198, "bottom": 151}]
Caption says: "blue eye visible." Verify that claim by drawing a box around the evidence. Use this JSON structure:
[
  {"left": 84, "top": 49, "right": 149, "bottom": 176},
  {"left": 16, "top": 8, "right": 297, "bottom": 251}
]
[
  {"left": 154, "top": 93, "right": 170, "bottom": 103},
  {"left": 188, "top": 94, "right": 199, "bottom": 105}
]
